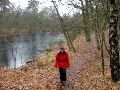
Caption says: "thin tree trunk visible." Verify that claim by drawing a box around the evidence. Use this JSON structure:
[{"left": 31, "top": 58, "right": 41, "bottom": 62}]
[
  {"left": 85, "top": 0, "right": 91, "bottom": 41},
  {"left": 99, "top": 31, "right": 105, "bottom": 76},
  {"left": 52, "top": 0, "right": 76, "bottom": 52},
  {"left": 80, "top": 0, "right": 91, "bottom": 41},
  {"left": 95, "top": 0, "right": 101, "bottom": 50}
]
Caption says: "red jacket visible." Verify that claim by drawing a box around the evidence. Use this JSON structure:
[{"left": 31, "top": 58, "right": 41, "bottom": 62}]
[{"left": 54, "top": 51, "right": 70, "bottom": 68}]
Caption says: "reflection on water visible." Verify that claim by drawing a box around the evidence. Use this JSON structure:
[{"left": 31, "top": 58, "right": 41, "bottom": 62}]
[{"left": 0, "top": 32, "right": 65, "bottom": 68}]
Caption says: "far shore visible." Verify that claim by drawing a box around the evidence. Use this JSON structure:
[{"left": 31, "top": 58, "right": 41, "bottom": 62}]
[{"left": 0, "top": 28, "right": 60, "bottom": 37}]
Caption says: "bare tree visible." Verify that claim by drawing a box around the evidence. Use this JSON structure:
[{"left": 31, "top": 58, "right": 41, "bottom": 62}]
[{"left": 51, "top": 0, "right": 76, "bottom": 52}]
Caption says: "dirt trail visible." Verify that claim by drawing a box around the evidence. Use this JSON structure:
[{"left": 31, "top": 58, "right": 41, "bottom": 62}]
[
  {"left": 56, "top": 38, "right": 99, "bottom": 90},
  {"left": 55, "top": 35, "right": 119, "bottom": 90}
]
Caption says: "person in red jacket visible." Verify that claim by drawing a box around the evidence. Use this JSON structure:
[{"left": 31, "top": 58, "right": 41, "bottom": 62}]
[{"left": 54, "top": 47, "right": 70, "bottom": 85}]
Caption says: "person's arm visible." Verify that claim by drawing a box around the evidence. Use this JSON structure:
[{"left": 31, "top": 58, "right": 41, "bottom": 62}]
[
  {"left": 66, "top": 53, "right": 70, "bottom": 68},
  {"left": 54, "top": 54, "right": 59, "bottom": 68}
]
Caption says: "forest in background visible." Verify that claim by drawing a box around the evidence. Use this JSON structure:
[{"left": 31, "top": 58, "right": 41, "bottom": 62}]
[
  {"left": 0, "top": 0, "right": 120, "bottom": 50},
  {"left": 0, "top": 0, "right": 120, "bottom": 42}
]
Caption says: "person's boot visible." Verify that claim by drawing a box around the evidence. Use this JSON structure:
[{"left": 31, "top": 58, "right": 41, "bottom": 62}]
[
  {"left": 60, "top": 81, "right": 63, "bottom": 85},
  {"left": 62, "top": 81, "right": 66, "bottom": 86}
]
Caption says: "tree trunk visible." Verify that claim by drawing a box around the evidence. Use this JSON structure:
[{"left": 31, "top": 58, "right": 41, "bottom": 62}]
[
  {"left": 80, "top": 0, "right": 91, "bottom": 41},
  {"left": 99, "top": 31, "right": 105, "bottom": 76},
  {"left": 85, "top": 0, "right": 91, "bottom": 41},
  {"left": 52, "top": 0, "right": 76, "bottom": 52},
  {"left": 95, "top": 0, "right": 101, "bottom": 50},
  {"left": 109, "top": 0, "right": 120, "bottom": 82}
]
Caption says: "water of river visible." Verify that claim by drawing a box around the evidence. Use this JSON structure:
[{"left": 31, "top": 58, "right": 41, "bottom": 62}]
[{"left": 0, "top": 32, "right": 65, "bottom": 68}]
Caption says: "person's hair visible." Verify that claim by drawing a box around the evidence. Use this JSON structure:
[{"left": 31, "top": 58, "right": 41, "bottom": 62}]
[{"left": 58, "top": 50, "right": 66, "bottom": 55}]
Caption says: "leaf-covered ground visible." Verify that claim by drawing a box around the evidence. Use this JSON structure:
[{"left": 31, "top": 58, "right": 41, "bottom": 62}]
[{"left": 0, "top": 34, "right": 120, "bottom": 90}]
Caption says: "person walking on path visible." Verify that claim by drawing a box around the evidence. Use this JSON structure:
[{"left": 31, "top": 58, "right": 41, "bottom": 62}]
[{"left": 54, "top": 47, "right": 70, "bottom": 85}]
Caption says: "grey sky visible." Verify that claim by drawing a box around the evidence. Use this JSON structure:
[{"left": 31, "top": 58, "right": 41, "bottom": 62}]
[{"left": 9, "top": 0, "right": 78, "bottom": 15}]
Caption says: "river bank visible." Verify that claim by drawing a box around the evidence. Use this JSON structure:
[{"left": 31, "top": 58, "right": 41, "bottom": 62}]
[
  {"left": 0, "top": 28, "right": 55, "bottom": 37},
  {"left": 0, "top": 34, "right": 120, "bottom": 90},
  {"left": 0, "top": 31, "right": 65, "bottom": 68}
]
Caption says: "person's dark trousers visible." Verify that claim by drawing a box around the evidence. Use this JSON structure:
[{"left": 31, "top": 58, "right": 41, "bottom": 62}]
[{"left": 59, "top": 68, "right": 66, "bottom": 82}]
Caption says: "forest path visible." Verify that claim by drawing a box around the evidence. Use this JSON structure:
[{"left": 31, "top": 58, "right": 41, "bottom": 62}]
[{"left": 56, "top": 37, "right": 98, "bottom": 90}]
